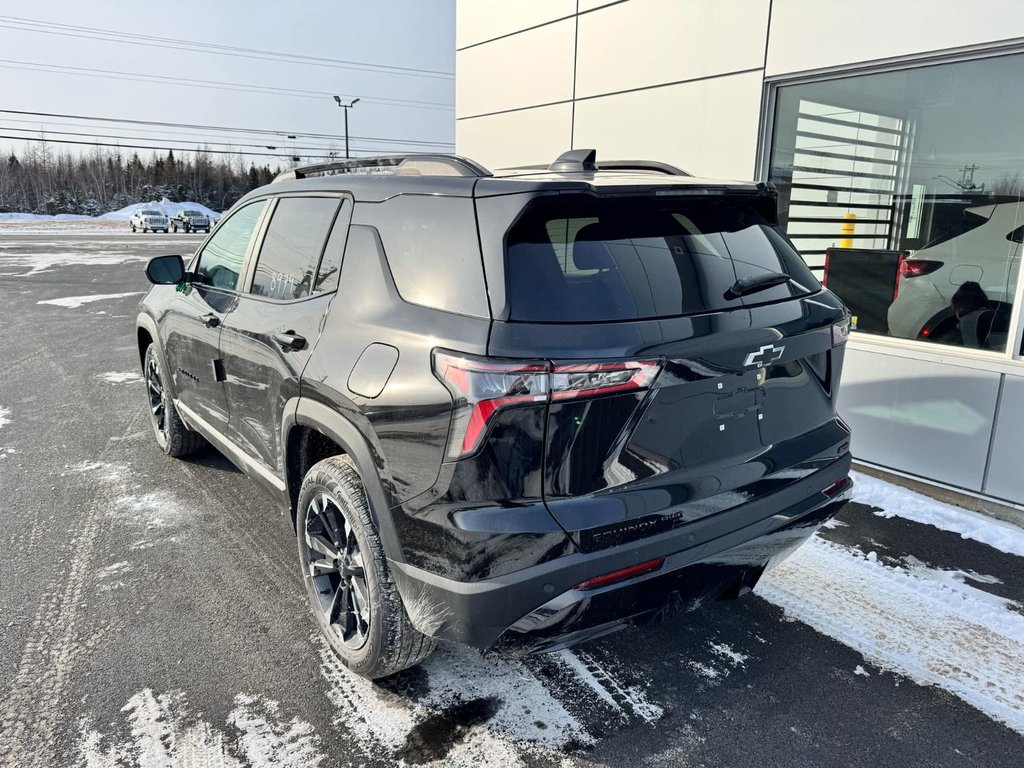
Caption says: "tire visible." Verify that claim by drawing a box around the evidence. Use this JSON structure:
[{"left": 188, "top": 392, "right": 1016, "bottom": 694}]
[
  {"left": 143, "top": 227, "right": 148, "bottom": 234},
  {"left": 184, "top": 223, "right": 191, "bottom": 233},
  {"left": 144, "top": 344, "right": 204, "bottom": 458},
  {"left": 297, "top": 456, "right": 436, "bottom": 679},
  {"left": 131, "top": 223, "right": 137, "bottom": 233}
]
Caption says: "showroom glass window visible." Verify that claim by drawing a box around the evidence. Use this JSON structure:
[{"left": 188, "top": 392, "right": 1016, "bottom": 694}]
[{"left": 767, "top": 54, "right": 1024, "bottom": 353}]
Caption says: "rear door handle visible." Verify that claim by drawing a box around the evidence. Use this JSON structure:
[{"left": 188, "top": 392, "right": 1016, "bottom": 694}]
[
  {"left": 272, "top": 331, "right": 306, "bottom": 351},
  {"left": 201, "top": 313, "right": 220, "bottom": 328}
]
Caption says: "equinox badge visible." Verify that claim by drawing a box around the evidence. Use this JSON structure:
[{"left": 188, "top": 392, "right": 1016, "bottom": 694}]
[{"left": 744, "top": 344, "right": 785, "bottom": 368}]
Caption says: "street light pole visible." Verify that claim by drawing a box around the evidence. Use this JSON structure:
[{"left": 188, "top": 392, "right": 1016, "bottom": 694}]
[{"left": 333, "top": 96, "right": 360, "bottom": 159}]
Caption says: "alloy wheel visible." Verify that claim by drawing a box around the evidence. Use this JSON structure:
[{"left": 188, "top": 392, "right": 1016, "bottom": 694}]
[
  {"left": 146, "top": 354, "right": 167, "bottom": 440},
  {"left": 304, "top": 493, "right": 371, "bottom": 650}
]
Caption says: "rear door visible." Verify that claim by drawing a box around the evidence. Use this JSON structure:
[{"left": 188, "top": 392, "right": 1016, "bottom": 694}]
[
  {"left": 489, "top": 192, "right": 848, "bottom": 547},
  {"left": 162, "top": 200, "right": 267, "bottom": 434},
  {"left": 219, "top": 194, "right": 352, "bottom": 476}
]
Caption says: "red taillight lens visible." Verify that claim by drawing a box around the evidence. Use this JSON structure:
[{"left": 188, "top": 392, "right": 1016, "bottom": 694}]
[
  {"left": 894, "top": 254, "right": 942, "bottom": 300},
  {"left": 432, "top": 350, "right": 662, "bottom": 458},
  {"left": 550, "top": 360, "right": 660, "bottom": 401},
  {"left": 899, "top": 258, "right": 943, "bottom": 278},
  {"left": 576, "top": 557, "right": 665, "bottom": 590},
  {"left": 432, "top": 351, "right": 549, "bottom": 458}
]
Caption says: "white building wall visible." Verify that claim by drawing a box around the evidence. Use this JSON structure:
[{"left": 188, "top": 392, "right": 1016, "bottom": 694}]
[{"left": 454, "top": 0, "right": 1024, "bottom": 505}]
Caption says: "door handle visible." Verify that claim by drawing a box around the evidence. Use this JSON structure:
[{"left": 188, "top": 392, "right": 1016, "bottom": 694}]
[
  {"left": 273, "top": 331, "right": 306, "bottom": 351},
  {"left": 201, "top": 313, "right": 220, "bottom": 328}
]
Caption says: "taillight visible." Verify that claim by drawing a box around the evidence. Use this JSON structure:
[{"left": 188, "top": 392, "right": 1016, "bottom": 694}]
[
  {"left": 899, "top": 258, "right": 944, "bottom": 278},
  {"left": 893, "top": 253, "right": 942, "bottom": 301},
  {"left": 432, "top": 350, "right": 662, "bottom": 459},
  {"left": 432, "top": 351, "right": 549, "bottom": 458},
  {"left": 550, "top": 360, "right": 660, "bottom": 400}
]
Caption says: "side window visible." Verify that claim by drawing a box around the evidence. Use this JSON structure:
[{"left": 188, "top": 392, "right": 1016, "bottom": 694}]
[
  {"left": 195, "top": 201, "right": 266, "bottom": 291},
  {"left": 1007, "top": 225, "right": 1024, "bottom": 245},
  {"left": 251, "top": 197, "right": 340, "bottom": 300},
  {"left": 314, "top": 198, "right": 353, "bottom": 294}
]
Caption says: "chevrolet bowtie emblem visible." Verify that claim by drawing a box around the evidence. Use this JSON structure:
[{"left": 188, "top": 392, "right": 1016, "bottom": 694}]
[{"left": 744, "top": 344, "right": 785, "bottom": 368}]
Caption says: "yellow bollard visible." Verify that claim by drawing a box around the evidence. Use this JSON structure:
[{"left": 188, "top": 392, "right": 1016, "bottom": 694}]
[{"left": 840, "top": 212, "right": 856, "bottom": 249}]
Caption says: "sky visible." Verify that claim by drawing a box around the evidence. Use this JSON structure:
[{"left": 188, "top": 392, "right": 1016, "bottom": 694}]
[{"left": 0, "top": 0, "right": 455, "bottom": 166}]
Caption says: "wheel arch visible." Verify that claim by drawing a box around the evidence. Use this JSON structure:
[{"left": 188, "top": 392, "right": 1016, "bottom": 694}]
[{"left": 283, "top": 399, "right": 404, "bottom": 564}]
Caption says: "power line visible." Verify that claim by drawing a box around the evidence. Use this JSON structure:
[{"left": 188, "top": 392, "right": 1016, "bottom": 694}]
[
  {"left": 0, "top": 124, "right": 345, "bottom": 153},
  {"left": 0, "top": 59, "right": 455, "bottom": 110},
  {"left": 0, "top": 108, "right": 454, "bottom": 146},
  {"left": 0, "top": 109, "right": 452, "bottom": 146},
  {"left": 0, "top": 133, "right": 341, "bottom": 160},
  {"left": 0, "top": 15, "right": 454, "bottom": 80},
  {"left": 0, "top": 114, "right": 455, "bottom": 149}
]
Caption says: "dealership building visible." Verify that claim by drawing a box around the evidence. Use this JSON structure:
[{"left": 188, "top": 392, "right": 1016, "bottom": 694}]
[{"left": 455, "top": 0, "right": 1024, "bottom": 507}]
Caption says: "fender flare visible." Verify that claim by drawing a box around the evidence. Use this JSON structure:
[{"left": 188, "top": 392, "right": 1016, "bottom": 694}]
[
  {"left": 136, "top": 312, "right": 166, "bottom": 371},
  {"left": 283, "top": 398, "right": 405, "bottom": 564}
]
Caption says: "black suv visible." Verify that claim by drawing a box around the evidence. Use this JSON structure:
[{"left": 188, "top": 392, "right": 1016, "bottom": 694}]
[{"left": 137, "top": 149, "right": 853, "bottom": 678}]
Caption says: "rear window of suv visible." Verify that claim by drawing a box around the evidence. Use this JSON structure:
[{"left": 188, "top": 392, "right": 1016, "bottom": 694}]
[{"left": 506, "top": 194, "right": 819, "bottom": 322}]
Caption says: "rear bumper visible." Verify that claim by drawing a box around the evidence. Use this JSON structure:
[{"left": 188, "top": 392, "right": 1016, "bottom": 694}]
[{"left": 389, "top": 454, "right": 852, "bottom": 652}]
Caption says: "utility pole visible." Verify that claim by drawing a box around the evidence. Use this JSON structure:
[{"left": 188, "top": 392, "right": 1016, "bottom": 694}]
[{"left": 333, "top": 96, "right": 360, "bottom": 159}]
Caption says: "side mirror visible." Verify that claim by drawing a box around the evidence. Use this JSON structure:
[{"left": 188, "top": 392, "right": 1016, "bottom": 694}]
[{"left": 146, "top": 254, "right": 186, "bottom": 285}]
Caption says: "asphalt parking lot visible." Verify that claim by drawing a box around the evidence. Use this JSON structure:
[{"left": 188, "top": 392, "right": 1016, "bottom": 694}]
[{"left": 1, "top": 232, "right": 1023, "bottom": 768}]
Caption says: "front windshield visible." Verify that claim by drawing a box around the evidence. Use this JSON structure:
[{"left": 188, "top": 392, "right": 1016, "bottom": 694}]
[
  {"left": 141, "top": 210, "right": 160, "bottom": 216},
  {"left": 184, "top": 210, "right": 202, "bottom": 216}
]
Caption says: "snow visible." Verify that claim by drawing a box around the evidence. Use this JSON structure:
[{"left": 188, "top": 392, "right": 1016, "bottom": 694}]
[
  {"left": 854, "top": 665, "right": 871, "bottom": 677},
  {"left": 0, "top": 198, "right": 219, "bottom": 224},
  {"left": 37, "top": 292, "right": 142, "bottom": 308},
  {"left": 709, "top": 642, "right": 748, "bottom": 667},
  {"left": 852, "top": 470, "right": 1024, "bottom": 557},
  {"left": 318, "top": 640, "right": 591, "bottom": 765},
  {"left": 757, "top": 535, "right": 1024, "bottom": 734},
  {"left": 78, "top": 690, "right": 325, "bottom": 768},
  {"left": 554, "top": 649, "right": 664, "bottom": 724},
  {"left": 0, "top": 406, "right": 9, "bottom": 431},
  {"left": 99, "top": 198, "right": 219, "bottom": 221},
  {"left": 97, "top": 371, "right": 144, "bottom": 385}
]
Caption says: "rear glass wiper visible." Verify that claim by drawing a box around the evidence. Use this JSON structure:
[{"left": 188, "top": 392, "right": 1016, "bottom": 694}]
[{"left": 725, "top": 271, "right": 795, "bottom": 300}]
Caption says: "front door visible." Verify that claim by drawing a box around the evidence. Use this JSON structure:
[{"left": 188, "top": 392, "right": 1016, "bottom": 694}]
[
  {"left": 220, "top": 195, "right": 351, "bottom": 476},
  {"left": 162, "top": 200, "right": 267, "bottom": 434}
]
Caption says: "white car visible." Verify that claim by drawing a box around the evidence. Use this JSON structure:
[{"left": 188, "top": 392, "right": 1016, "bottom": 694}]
[
  {"left": 130, "top": 209, "right": 169, "bottom": 234},
  {"left": 887, "top": 202, "right": 1023, "bottom": 344}
]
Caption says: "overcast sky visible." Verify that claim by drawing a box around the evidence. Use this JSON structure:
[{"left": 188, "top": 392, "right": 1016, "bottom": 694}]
[{"left": 0, "top": 0, "right": 455, "bottom": 166}]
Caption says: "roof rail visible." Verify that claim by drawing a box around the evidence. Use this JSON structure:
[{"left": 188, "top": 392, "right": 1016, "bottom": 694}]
[
  {"left": 274, "top": 154, "right": 491, "bottom": 182},
  {"left": 506, "top": 150, "right": 690, "bottom": 176},
  {"left": 599, "top": 160, "right": 691, "bottom": 176}
]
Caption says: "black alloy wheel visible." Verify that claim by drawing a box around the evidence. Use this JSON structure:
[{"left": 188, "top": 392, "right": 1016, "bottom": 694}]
[
  {"left": 146, "top": 347, "right": 168, "bottom": 447},
  {"left": 303, "top": 492, "right": 371, "bottom": 650}
]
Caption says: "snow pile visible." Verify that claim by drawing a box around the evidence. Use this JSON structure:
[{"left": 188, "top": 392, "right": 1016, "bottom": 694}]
[
  {"left": 0, "top": 212, "right": 91, "bottom": 222},
  {"left": 757, "top": 534, "right": 1024, "bottom": 733},
  {"left": 0, "top": 198, "right": 219, "bottom": 223},
  {"left": 100, "top": 198, "right": 219, "bottom": 221},
  {"left": 852, "top": 470, "right": 1024, "bottom": 557}
]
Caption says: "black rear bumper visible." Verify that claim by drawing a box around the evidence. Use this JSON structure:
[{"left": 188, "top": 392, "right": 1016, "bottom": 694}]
[{"left": 388, "top": 454, "right": 852, "bottom": 652}]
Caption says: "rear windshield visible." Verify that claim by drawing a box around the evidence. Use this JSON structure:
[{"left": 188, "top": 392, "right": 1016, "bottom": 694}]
[{"left": 505, "top": 194, "right": 819, "bottom": 322}]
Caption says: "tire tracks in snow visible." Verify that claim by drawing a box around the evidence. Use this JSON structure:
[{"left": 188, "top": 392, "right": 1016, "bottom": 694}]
[
  {"left": 756, "top": 535, "right": 1024, "bottom": 734},
  {"left": 0, "top": 342, "right": 147, "bottom": 767}
]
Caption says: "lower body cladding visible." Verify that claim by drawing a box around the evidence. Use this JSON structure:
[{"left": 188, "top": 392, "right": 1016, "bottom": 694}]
[{"left": 389, "top": 455, "right": 852, "bottom": 655}]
